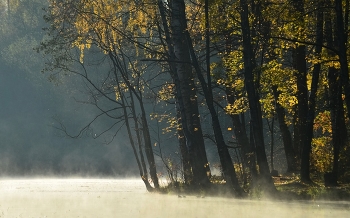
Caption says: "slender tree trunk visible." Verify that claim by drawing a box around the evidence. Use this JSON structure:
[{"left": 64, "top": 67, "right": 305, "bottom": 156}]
[
  {"left": 327, "top": 66, "right": 344, "bottom": 186},
  {"left": 239, "top": 0, "right": 276, "bottom": 192},
  {"left": 113, "top": 65, "right": 153, "bottom": 191},
  {"left": 227, "top": 90, "right": 257, "bottom": 182},
  {"left": 129, "top": 90, "right": 150, "bottom": 188},
  {"left": 291, "top": 0, "right": 308, "bottom": 163},
  {"left": 325, "top": 3, "right": 348, "bottom": 185},
  {"left": 272, "top": 86, "right": 298, "bottom": 172},
  {"left": 301, "top": 3, "right": 323, "bottom": 183},
  {"left": 335, "top": 0, "right": 350, "bottom": 118},
  {"left": 268, "top": 116, "right": 275, "bottom": 171},
  {"left": 109, "top": 51, "right": 160, "bottom": 189},
  {"left": 139, "top": 96, "right": 160, "bottom": 189},
  {"left": 292, "top": 108, "right": 301, "bottom": 162},
  {"left": 221, "top": 10, "right": 254, "bottom": 184}
]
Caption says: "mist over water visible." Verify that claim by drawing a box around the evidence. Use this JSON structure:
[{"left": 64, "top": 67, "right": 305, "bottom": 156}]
[{"left": 0, "top": 178, "right": 349, "bottom": 218}]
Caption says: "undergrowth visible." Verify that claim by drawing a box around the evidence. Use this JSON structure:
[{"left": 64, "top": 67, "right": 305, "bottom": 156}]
[{"left": 157, "top": 173, "right": 350, "bottom": 201}]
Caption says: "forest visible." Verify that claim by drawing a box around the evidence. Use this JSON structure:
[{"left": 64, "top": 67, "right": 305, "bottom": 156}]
[{"left": 1, "top": 0, "right": 350, "bottom": 199}]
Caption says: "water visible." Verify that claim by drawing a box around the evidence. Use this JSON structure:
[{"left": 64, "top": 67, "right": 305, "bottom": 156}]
[{"left": 0, "top": 178, "right": 349, "bottom": 217}]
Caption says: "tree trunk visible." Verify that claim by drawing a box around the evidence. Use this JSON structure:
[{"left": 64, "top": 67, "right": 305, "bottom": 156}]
[
  {"left": 291, "top": 0, "right": 308, "bottom": 164},
  {"left": 268, "top": 116, "right": 275, "bottom": 172},
  {"left": 113, "top": 65, "right": 153, "bottom": 191},
  {"left": 325, "top": 3, "right": 348, "bottom": 185},
  {"left": 130, "top": 91, "right": 151, "bottom": 190},
  {"left": 327, "top": 66, "right": 344, "bottom": 186},
  {"left": 179, "top": 0, "right": 244, "bottom": 196},
  {"left": 239, "top": 0, "right": 276, "bottom": 192},
  {"left": 272, "top": 86, "right": 298, "bottom": 172},
  {"left": 138, "top": 100, "right": 160, "bottom": 189},
  {"left": 109, "top": 51, "right": 160, "bottom": 189},
  {"left": 335, "top": 0, "right": 350, "bottom": 119},
  {"left": 222, "top": 9, "right": 254, "bottom": 184},
  {"left": 300, "top": 2, "right": 323, "bottom": 183},
  {"left": 157, "top": 0, "right": 195, "bottom": 185},
  {"left": 168, "top": 0, "right": 211, "bottom": 186},
  {"left": 176, "top": 106, "right": 193, "bottom": 184},
  {"left": 227, "top": 90, "right": 257, "bottom": 182}
]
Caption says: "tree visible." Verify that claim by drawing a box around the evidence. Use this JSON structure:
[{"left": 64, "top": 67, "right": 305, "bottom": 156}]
[
  {"left": 161, "top": 0, "right": 211, "bottom": 187},
  {"left": 301, "top": 1, "right": 324, "bottom": 183},
  {"left": 239, "top": 0, "right": 276, "bottom": 192},
  {"left": 41, "top": 0, "right": 161, "bottom": 189},
  {"left": 335, "top": 0, "right": 350, "bottom": 119},
  {"left": 324, "top": 0, "right": 348, "bottom": 186},
  {"left": 185, "top": 0, "right": 245, "bottom": 195}
]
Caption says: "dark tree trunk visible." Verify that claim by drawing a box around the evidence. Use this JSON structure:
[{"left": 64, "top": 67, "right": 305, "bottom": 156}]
[
  {"left": 325, "top": 3, "right": 348, "bottom": 185},
  {"left": 158, "top": 0, "right": 211, "bottom": 186},
  {"left": 222, "top": 10, "right": 254, "bottom": 184},
  {"left": 301, "top": 3, "right": 323, "bottom": 183},
  {"left": 138, "top": 100, "right": 160, "bottom": 189},
  {"left": 327, "top": 66, "right": 345, "bottom": 186},
  {"left": 176, "top": 106, "right": 193, "bottom": 184},
  {"left": 227, "top": 90, "right": 257, "bottom": 181},
  {"left": 292, "top": 108, "right": 301, "bottom": 162},
  {"left": 272, "top": 86, "right": 298, "bottom": 172},
  {"left": 113, "top": 65, "right": 153, "bottom": 191},
  {"left": 239, "top": 0, "right": 276, "bottom": 192},
  {"left": 291, "top": 0, "right": 308, "bottom": 163},
  {"left": 157, "top": 0, "right": 194, "bottom": 185},
  {"left": 130, "top": 91, "right": 151, "bottom": 189},
  {"left": 109, "top": 51, "right": 160, "bottom": 189},
  {"left": 335, "top": 0, "right": 350, "bottom": 119},
  {"left": 268, "top": 116, "right": 275, "bottom": 171},
  {"left": 180, "top": 0, "right": 245, "bottom": 196}
]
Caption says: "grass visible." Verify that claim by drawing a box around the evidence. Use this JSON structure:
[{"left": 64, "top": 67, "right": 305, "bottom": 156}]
[
  {"left": 158, "top": 173, "right": 350, "bottom": 201},
  {"left": 274, "top": 173, "right": 350, "bottom": 201}
]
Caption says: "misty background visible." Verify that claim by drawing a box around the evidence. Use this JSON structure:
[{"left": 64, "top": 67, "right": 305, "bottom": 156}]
[
  {"left": 0, "top": 63, "right": 141, "bottom": 176},
  {"left": 0, "top": 0, "right": 143, "bottom": 177}
]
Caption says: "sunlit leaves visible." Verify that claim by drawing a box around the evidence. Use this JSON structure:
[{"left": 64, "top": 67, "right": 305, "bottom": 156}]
[
  {"left": 214, "top": 49, "right": 247, "bottom": 115},
  {"left": 311, "top": 136, "right": 333, "bottom": 173},
  {"left": 113, "top": 82, "right": 128, "bottom": 101},
  {"left": 157, "top": 83, "right": 175, "bottom": 102},
  {"left": 310, "top": 111, "right": 333, "bottom": 173},
  {"left": 150, "top": 113, "right": 178, "bottom": 135},
  {"left": 260, "top": 60, "right": 297, "bottom": 116},
  {"left": 225, "top": 97, "right": 249, "bottom": 115},
  {"left": 222, "top": 49, "right": 245, "bottom": 79},
  {"left": 313, "top": 111, "right": 332, "bottom": 134},
  {"left": 48, "top": 0, "right": 158, "bottom": 63}
]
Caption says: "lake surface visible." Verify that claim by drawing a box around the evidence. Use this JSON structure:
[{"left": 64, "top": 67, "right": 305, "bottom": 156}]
[{"left": 0, "top": 178, "right": 349, "bottom": 217}]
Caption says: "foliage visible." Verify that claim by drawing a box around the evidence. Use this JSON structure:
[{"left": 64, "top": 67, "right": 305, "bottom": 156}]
[{"left": 311, "top": 111, "right": 333, "bottom": 173}]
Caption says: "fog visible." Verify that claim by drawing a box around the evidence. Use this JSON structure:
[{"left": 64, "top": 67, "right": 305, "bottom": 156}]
[
  {"left": 0, "top": 64, "right": 141, "bottom": 177},
  {"left": 0, "top": 179, "right": 349, "bottom": 218}
]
